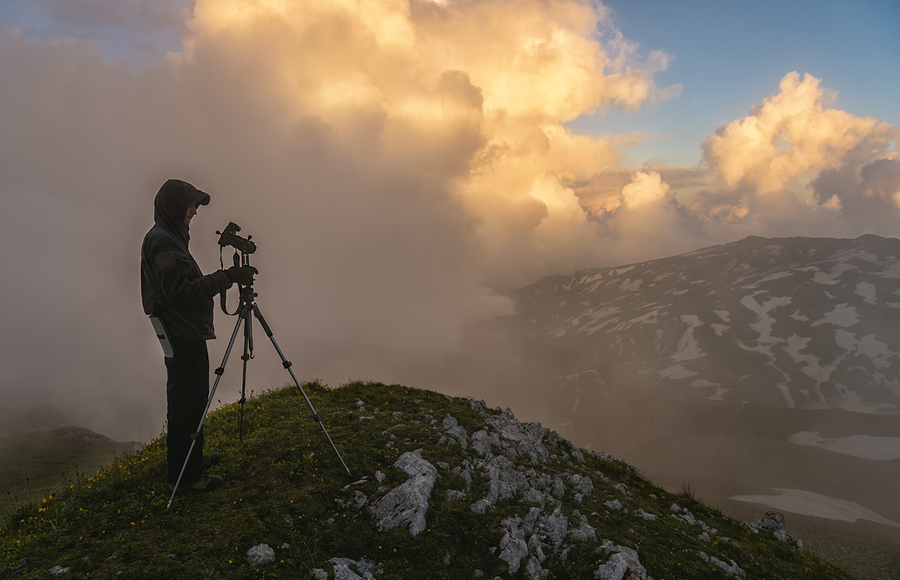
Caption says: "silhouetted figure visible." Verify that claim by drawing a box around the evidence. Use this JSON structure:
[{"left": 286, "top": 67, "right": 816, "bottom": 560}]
[{"left": 140, "top": 179, "right": 254, "bottom": 492}]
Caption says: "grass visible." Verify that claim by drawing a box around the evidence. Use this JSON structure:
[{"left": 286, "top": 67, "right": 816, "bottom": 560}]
[
  {"left": 0, "top": 431, "right": 140, "bottom": 520},
  {"left": 0, "top": 381, "right": 856, "bottom": 579}
]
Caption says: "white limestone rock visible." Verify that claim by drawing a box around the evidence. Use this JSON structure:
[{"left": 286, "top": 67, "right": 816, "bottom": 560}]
[{"left": 368, "top": 450, "right": 437, "bottom": 536}]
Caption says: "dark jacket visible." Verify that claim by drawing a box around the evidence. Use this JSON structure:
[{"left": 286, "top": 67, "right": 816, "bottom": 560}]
[{"left": 141, "top": 179, "right": 232, "bottom": 340}]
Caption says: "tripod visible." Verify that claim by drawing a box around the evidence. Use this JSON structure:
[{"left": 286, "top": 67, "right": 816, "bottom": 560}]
[{"left": 166, "top": 257, "right": 351, "bottom": 512}]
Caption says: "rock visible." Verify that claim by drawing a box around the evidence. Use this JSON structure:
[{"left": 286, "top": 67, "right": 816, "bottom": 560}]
[
  {"left": 759, "top": 511, "right": 785, "bottom": 531},
  {"left": 48, "top": 566, "right": 70, "bottom": 575},
  {"left": 524, "top": 507, "right": 542, "bottom": 533},
  {"left": 535, "top": 507, "right": 569, "bottom": 547},
  {"left": 329, "top": 557, "right": 380, "bottom": 580},
  {"left": 246, "top": 544, "right": 275, "bottom": 566},
  {"left": 472, "top": 430, "right": 499, "bottom": 456},
  {"left": 468, "top": 455, "right": 527, "bottom": 512},
  {"left": 604, "top": 499, "right": 623, "bottom": 511},
  {"left": 447, "top": 425, "right": 467, "bottom": 439},
  {"left": 312, "top": 569, "right": 328, "bottom": 580},
  {"left": 446, "top": 489, "right": 467, "bottom": 501},
  {"left": 569, "top": 474, "right": 594, "bottom": 496},
  {"left": 699, "top": 552, "right": 746, "bottom": 577},
  {"left": 637, "top": 509, "right": 657, "bottom": 521},
  {"left": 485, "top": 410, "right": 551, "bottom": 464},
  {"left": 569, "top": 522, "right": 597, "bottom": 543},
  {"left": 369, "top": 450, "right": 437, "bottom": 536},
  {"left": 499, "top": 533, "right": 528, "bottom": 574},
  {"left": 594, "top": 545, "right": 647, "bottom": 580},
  {"left": 773, "top": 529, "right": 804, "bottom": 549},
  {"left": 525, "top": 555, "right": 549, "bottom": 580},
  {"left": 528, "top": 533, "right": 547, "bottom": 562},
  {"left": 523, "top": 487, "right": 546, "bottom": 506},
  {"left": 551, "top": 477, "right": 566, "bottom": 498}
]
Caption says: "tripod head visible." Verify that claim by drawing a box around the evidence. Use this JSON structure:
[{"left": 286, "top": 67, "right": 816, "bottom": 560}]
[
  {"left": 217, "top": 221, "right": 259, "bottom": 315},
  {"left": 217, "top": 221, "right": 256, "bottom": 254}
]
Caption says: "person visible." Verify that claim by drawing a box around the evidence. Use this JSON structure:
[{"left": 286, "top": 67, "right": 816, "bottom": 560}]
[{"left": 140, "top": 179, "right": 255, "bottom": 492}]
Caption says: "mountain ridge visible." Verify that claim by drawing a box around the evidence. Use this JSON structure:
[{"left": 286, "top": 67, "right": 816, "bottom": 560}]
[{"left": 505, "top": 234, "right": 900, "bottom": 413}]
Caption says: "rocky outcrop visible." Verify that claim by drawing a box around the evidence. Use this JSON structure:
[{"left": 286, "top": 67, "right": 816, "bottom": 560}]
[
  {"left": 368, "top": 450, "right": 436, "bottom": 536},
  {"left": 333, "top": 396, "right": 804, "bottom": 580},
  {"left": 742, "top": 510, "right": 803, "bottom": 549}
]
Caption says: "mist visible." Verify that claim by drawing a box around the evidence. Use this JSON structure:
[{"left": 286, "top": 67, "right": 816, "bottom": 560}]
[{"left": 0, "top": 0, "right": 898, "bottom": 442}]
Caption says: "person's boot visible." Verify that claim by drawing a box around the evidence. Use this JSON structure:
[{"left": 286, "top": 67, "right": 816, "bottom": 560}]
[{"left": 169, "top": 475, "right": 223, "bottom": 493}]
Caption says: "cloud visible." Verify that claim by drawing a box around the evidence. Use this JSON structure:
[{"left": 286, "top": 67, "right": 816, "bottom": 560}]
[
  {"left": 621, "top": 171, "right": 669, "bottom": 207},
  {"left": 702, "top": 72, "right": 896, "bottom": 193},
  {"left": 809, "top": 140, "right": 900, "bottom": 231},
  {"left": 0, "top": 0, "right": 679, "bottom": 440}
]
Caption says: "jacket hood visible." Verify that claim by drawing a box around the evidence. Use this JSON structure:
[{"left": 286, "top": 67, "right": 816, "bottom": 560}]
[{"left": 153, "top": 179, "right": 210, "bottom": 247}]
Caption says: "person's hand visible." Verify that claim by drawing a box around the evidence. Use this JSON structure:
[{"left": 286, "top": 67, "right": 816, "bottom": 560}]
[{"left": 225, "top": 265, "right": 258, "bottom": 285}]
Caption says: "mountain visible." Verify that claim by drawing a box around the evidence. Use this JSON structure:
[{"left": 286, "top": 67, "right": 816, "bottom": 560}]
[
  {"left": 464, "top": 235, "right": 900, "bottom": 579},
  {"left": 0, "top": 383, "right": 851, "bottom": 579},
  {"left": 508, "top": 234, "right": 900, "bottom": 413}
]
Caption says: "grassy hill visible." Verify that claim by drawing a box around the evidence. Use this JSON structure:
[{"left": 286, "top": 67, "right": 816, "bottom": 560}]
[
  {"left": 0, "top": 382, "right": 853, "bottom": 579},
  {"left": 0, "top": 427, "right": 141, "bottom": 519}
]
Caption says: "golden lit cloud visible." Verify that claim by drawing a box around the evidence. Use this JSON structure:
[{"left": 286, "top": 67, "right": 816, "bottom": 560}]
[
  {"left": 621, "top": 171, "right": 669, "bottom": 207},
  {"left": 703, "top": 72, "right": 895, "bottom": 193},
  {"left": 178, "top": 0, "right": 680, "bottom": 284}
]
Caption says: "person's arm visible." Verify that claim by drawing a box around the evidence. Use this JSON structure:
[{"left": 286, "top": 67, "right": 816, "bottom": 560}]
[{"left": 149, "top": 242, "right": 231, "bottom": 305}]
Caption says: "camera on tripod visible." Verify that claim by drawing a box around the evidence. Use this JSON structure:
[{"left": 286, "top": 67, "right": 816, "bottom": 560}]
[
  {"left": 217, "top": 221, "right": 257, "bottom": 255},
  {"left": 167, "top": 218, "right": 350, "bottom": 511}
]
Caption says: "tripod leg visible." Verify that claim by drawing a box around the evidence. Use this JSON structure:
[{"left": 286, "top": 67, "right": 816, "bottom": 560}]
[
  {"left": 239, "top": 305, "right": 253, "bottom": 441},
  {"left": 251, "top": 303, "right": 351, "bottom": 476},
  {"left": 166, "top": 313, "right": 244, "bottom": 512}
]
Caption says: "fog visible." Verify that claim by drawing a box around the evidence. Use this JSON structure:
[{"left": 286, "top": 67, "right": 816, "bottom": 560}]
[{"left": 0, "top": 0, "right": 898, "bottom": 442}]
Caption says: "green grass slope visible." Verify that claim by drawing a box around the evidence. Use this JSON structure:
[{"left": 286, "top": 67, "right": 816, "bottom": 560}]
[
  {"left": 0, "top": 382, "right": 854, "bottom": 579},
  {"left": 0, "top": 428, "right": 140, "bottom": 519}
]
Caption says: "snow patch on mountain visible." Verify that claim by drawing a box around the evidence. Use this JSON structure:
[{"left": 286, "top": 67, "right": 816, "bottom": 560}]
[
  {"left": 731, "top": 489, "right": 900, "bottom": 528},
  {"left": 788, "top": 432, "right": 900, "bottom": 461}
]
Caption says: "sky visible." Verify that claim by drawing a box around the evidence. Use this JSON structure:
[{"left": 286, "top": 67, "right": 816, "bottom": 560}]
[{"left": 0, "top": 0, "right": 898, "bottom": 442}]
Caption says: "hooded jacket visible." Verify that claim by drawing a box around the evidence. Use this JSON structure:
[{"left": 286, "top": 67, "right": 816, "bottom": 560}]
[{"left": 140, "top": 179, "right": 232, "bottom": 340}]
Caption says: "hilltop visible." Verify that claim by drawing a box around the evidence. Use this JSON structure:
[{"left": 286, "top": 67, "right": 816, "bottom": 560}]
[{"left": 0, "top": 382, "right": 850, "bottom": 579}]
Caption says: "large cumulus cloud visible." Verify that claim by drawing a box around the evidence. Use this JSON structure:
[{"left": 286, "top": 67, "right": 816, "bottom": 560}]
[
  {"left": 616, "top": 72, "right": 900, "bottom": 250},
  {"left": 0, "top": 0, "right": 679, "bottom": 440}
]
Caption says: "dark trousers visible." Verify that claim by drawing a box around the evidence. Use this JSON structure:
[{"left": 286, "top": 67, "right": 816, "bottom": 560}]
[{"left": 165, "top": 334, "right": 209, "bottom": 485}]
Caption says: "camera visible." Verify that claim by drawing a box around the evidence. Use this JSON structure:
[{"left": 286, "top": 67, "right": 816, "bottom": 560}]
[{"left": 217, "top": 222, "right": 257, "bottom": 254}]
